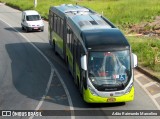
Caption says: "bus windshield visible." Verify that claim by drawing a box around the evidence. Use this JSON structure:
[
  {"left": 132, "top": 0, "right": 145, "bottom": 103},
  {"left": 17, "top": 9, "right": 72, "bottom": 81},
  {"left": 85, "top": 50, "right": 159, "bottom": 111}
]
[{"left": 88, "top": 50, "right": 131, "bottom": 91}]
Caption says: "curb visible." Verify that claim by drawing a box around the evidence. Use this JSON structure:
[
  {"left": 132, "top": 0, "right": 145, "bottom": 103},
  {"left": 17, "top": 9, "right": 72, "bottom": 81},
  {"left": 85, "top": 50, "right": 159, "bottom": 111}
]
[{"left": 136, "top": 66, "right": 160, "bottom": 83}]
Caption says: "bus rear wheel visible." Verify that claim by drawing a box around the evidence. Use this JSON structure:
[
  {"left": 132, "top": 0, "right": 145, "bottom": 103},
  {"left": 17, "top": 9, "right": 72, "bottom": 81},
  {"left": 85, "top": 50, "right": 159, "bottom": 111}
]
[{"left": 52, "top": 40, "right": 57, "bottom": 55}]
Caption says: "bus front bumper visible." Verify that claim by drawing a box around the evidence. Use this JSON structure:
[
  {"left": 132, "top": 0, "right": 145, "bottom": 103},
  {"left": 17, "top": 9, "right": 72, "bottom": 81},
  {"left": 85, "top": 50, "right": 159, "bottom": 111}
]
[{"left": 83, "top": 87, "right": 134, "bottom": 103}]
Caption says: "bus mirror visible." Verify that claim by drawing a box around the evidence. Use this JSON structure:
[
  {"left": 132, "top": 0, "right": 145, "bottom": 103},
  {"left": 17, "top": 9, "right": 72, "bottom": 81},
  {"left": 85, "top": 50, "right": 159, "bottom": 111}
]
[
  {"left": 132, "top": 53, "right": 138, "bottom": 68},
  {"left": 81, "top": 55, "right": 87, "bottom": 71}
]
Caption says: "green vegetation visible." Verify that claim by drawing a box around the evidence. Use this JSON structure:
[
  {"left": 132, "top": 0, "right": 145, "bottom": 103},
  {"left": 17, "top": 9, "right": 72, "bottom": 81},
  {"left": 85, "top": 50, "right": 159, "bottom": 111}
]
[
  {"left": 128, "top": 36, "right": 160, "bottom": 78},
  {"left": 128, "top": 37, "right": 160, "bottom": 70},
  {"left": 0, "top": 0, "right": 160, "bottom": 78},
  {"left": 1, "top": 0, "right": 160, "bottom": 27}
]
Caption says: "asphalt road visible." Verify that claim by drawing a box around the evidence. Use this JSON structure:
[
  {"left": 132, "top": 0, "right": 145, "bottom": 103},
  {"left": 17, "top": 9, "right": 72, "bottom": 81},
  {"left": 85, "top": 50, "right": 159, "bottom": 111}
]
[{"left": 0, "top": 3, "right": 159, "bottom": 119}]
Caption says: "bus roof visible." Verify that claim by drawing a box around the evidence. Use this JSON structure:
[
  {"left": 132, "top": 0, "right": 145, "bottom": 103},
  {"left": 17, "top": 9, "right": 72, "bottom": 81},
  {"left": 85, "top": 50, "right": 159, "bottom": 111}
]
[
  {"left": 70, "top": 14, "right": 112, "bottom": 30},
  {"left": 50, "top": 4, "right": 114, "bottom": 30},
  {"left": 50, "top": 4, "right": 90, "bottom": 18},
  {"left": 58, "top": 4, "right": 89, "bottom": 14},
  {"left": 50, "top": 4, "right": 129, "bottom": 50}
]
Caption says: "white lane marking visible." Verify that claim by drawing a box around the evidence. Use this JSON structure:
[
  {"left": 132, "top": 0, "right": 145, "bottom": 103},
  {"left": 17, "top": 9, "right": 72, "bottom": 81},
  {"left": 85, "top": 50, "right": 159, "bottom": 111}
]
[
  {"left": 135, "top": 78, "right": 160, "bottom": 110},
  {"left": 55, "top": 69, "right": 75, "bottom": 118},
  {"left": 153, "top": 93, "right": 160, "bottom": 99},
  {"left": 143, "top": 82, "right": 157, "bottom": 88},
  {"left": 0, "top": 19, "right": 75, "bottom": 119},
  {"left": 134, "top": 74, "right": 144, "bottom": 79}
]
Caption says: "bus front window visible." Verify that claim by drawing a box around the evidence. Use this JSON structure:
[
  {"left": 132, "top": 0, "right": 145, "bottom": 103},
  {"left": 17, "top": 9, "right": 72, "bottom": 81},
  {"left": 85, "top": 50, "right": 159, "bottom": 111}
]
[{"left": 88, "top": 50, "right": 131, "bottom": 91}]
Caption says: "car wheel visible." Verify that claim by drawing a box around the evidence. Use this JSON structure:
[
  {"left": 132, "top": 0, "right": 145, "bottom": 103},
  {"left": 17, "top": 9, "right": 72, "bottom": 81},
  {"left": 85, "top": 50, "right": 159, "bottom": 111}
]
[
  {"left": 25, "top": 28, "right": 29, "bottom": 32},
  {"left": 41, "top": 28, "right": 44, "bottom": 32},
  {"left": 22, "top": 26, "right": 24, "bottom": 30}
]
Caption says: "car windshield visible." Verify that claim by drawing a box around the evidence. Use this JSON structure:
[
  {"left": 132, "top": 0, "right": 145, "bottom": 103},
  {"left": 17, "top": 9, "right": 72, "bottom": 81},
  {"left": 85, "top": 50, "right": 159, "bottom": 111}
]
[
  {"left": 88, "top": 50, "right": 131, "bottom": 91},
  {"left": 26, "top": 15, "right": 41, "bottom": 21}
]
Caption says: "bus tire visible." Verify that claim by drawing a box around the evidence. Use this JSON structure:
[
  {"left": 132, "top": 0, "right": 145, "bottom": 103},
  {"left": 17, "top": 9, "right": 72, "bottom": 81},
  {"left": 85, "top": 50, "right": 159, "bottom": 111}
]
[
  {"left": 52, "top": 40, "right": 55, "bottom": 50},
  {"left": 52, "top": 40, "right": 57, "bottom": 55},
  {"left": 75, "top": 76, "right": 79, "bottom": 86}
]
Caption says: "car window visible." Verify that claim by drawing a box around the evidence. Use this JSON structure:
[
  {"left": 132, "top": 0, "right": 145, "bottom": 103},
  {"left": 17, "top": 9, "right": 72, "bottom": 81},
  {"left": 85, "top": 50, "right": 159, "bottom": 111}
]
[{"left": 26, "top": 15, "right": 41, "bottom": 21}]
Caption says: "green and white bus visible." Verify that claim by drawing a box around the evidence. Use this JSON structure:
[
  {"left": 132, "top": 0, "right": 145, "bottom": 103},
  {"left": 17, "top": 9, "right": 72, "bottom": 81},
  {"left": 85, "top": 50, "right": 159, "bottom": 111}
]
[{"left": 48, "top": 4, "right": 138, "bottom": 103}]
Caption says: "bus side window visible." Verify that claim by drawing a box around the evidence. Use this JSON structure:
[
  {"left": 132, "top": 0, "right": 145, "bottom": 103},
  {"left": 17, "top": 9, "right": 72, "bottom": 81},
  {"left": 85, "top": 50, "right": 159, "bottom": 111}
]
[
  {"left": 54, "top": 14, "right": 57, "bottom": 32},
  {"left": 69, "top": 28, "right": 73, "bottom": 51},
  {"left": 79, "top": 43, "right": 82, "bottom": 65},
  {"left": 57, "top": 17, "right": 61, "bottom": 35},
  {"left": 67, "top": 25, "right": 70, "bottom": 45},
  {"left": 50, "top": 15, "right": 52, "bottom": 29},
  {"left": 72, "top": 34, "right": 77, "bottom": 54},
  {"left": 76, "top": 41, "right": 81, "bottom": 65},
  {"left": 51, "top": 13, "right": 54, "bottom": 30},
  {"left": 67, "top": 25, "right": 72, "bottom": 51},
  {"left": 49, "top": 11, "right": 53, "bottom": 29},
  {"left": 71, "top": 32, "right": 75, "bottom": 53},
  {"left": 67, "top": 28, "right": 72, "bottom": 35},
  {"left": 74, "top": 37, "right": 77, "bottom": 55},
  {"left": 60, "top": 19, "right": 64, "bottom": 38}
]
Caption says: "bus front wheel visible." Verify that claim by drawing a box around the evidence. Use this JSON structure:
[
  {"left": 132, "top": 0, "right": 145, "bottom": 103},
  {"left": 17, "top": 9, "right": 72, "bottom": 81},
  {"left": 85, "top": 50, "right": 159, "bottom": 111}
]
[{"left": 79, "top": 78, "right": 84, "bottom": 95}]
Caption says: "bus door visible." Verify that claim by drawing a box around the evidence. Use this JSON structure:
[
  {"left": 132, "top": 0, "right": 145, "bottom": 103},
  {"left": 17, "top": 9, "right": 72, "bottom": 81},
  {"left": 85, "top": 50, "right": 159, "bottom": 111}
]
[
  {"left": 63, "top": 18, "right": 67, "bottom": 62},
  {"left": 73, "top": 38, "right": 77, "bottom": 80}
]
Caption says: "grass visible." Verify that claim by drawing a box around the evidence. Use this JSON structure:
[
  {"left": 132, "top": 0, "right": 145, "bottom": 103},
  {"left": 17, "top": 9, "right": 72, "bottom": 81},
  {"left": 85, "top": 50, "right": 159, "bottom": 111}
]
[
  {"left": 1, "top": 0, "right": 160, "bottom": 27},
  {"left": 0, "top": 0, "right": 160, "bottom": 78},
  {"left": 79, "top": 0, "right": 160, "bottom": 30},
  {"left": 128, "top": 36, "right": 160, "bottom": 78},
  {"left": 128, "top": 36, "right": 160, "bottom": 67}
]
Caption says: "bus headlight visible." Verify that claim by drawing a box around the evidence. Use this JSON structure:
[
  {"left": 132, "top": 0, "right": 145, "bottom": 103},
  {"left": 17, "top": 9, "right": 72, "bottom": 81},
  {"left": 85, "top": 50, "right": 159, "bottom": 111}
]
[
  {"left": 125, "top": 83, "right": 133, "bottom": 94},
  {"left": 88, "top": 85, "right": 98, "bottom": 96}
]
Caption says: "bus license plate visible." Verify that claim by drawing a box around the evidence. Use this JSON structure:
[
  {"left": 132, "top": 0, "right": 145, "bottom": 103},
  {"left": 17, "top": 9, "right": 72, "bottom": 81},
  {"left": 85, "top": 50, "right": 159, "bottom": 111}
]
[{"left": 107, "top": 98, "right": 116, "bottom": 102}]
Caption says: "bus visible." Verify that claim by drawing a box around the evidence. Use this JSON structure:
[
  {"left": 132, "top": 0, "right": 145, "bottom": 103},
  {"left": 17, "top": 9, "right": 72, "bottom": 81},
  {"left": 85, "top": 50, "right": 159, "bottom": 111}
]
[{"left": 48, "top": 4, "right": 138, "bottom": 103}]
